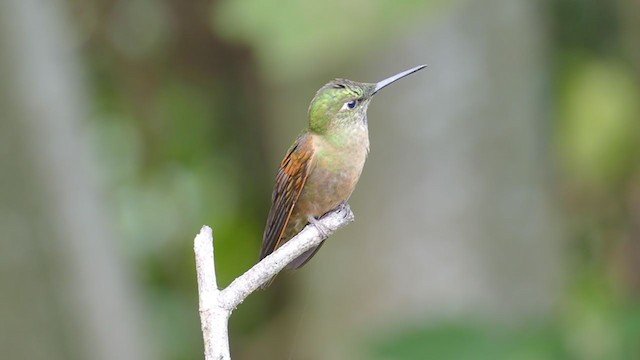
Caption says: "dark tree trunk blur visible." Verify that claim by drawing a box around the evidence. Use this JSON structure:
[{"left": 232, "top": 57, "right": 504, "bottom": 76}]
[{"left": 0, "top": 0, "right": 154, "bottom": 359}]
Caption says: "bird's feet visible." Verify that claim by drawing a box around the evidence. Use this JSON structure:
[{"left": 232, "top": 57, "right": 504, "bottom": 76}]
[
  {"left": 337, "top": 201, "right": 351, "bottom": 217},
  {"left": 307, "top": 215, "right": 330, "bottom": 238}
]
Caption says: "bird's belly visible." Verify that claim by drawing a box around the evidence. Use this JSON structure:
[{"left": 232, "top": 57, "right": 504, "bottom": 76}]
[
  {"left": 282, "top": 131, "right": 369, "bottom": 241},
  {"left": 295, "top": 155, "right": 365, "bottom": 218}
]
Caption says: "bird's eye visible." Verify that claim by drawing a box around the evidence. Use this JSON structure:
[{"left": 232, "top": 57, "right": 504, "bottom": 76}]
[{"left": 346, "top": 100, "right": 358, "bottom": 109}]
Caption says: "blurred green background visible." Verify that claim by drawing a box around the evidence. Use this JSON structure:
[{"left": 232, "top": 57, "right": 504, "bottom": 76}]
[{"left": 1, "top": 0, "right": 640, "bottom": 359}]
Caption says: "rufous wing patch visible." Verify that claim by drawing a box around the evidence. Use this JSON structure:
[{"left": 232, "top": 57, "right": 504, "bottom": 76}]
[{"left": 259, "top": 134, "right": 315, "bottom": 260}]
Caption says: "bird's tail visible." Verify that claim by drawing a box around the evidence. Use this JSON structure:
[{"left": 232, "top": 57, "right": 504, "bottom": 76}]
[
  {"left": 259, "top": 242, "right": 325, "bottom": 289},
  {"left": 260, "top": 276, "right": 277, "bottom": 290},
  {"left": 286, "top": 241, "right": 325, "bottom": 270}
]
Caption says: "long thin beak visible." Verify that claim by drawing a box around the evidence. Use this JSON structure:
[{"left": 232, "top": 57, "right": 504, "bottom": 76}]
[{"left": 372, "top": 64, "right": 427, "bottom": 95}]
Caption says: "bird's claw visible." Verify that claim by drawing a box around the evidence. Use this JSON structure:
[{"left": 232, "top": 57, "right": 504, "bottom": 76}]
[
  {"left": 338, "top": 201, "right": 351, "bottom": 219},
  {"left": 307, "top": 215, "right": 329, "bottom": 238}
]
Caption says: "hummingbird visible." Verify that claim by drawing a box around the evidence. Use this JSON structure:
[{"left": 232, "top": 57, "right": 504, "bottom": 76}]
[{"left": 259, "top": 65, "right": 426, "bottom": 286}]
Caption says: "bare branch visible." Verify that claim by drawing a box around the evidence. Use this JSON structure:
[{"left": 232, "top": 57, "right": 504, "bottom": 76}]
[
  {"left": 193, "top": 204, "right": 354, "bottom": 360},
  {"left": 194, "top": 226, "right": 229, "bottom": 360},
  {"left": 220, "top": 204, "right": 354, "bottom": 310}
]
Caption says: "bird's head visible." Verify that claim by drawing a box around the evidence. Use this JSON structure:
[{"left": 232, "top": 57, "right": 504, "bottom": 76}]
[{"left": 307, "top": 65, "right": 426, "bottom": 135}]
